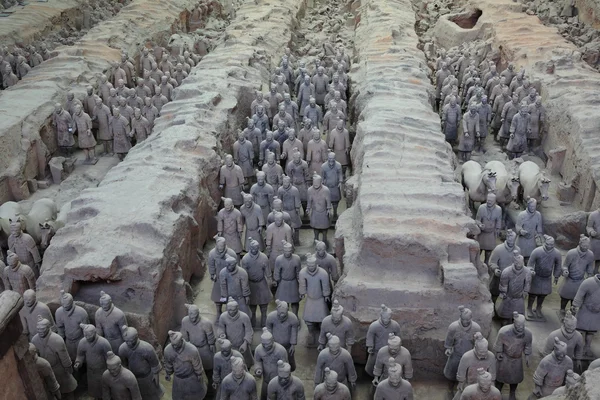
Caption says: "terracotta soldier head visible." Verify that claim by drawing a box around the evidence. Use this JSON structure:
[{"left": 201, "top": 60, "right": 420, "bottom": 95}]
[
  {"left": 226, "top": 297, "right": 239, "bottom": 318},
  {"left": 313, "top": 174, "right": 322, "bottom": 189},
  {"left": 238, "top": 130, "right": 246, "bottom": 143},
  {"left": 24, "top": 289, "right": 36, "bottom": 308},
  {"left": 326, "top": 333, "right": 341, "bottom": 356},
  {"left": 231, "top": 356, "right": 246, "bottom": 379},
  {"left": 123, "top": 325, "right": 139, "bottom": 349},
  {"left": 256, "top": 171, "right": 266, "bottom": 186},
  {"left": 261, "top": 327, "right": 275, "bottom": 352},
  {"left": 249, "top": 238, "right": 260, "bottom": 256},
  {"left": 292, "top": 149, "right": 301, "bottom": 163},
  {"left": 282, "top": 240, "right": 293, "bottom": 258},
  {"left": 330, "top": 300, "right": 344, "bottom": 325},
  {"left": 564, "top": 370, "right": 581, "bottom": 388},
  {"left": 306, "top": 253, "right": 317, "bottom": 273},
  {"left": 99, "top": 291, "right": 113, "bottom": 312},
  {"left": 304, "top": 75, "right": 311, "bottom": 85},
  {"left": 7, "top": 250, "right": 19, "bottom": 268},
  {"left": 543, "top": 235, "right": 555, "bottom": 251},
  {"left": 265, "top": 130, "right": 274, "bottom": 142},
  {"left": 552, "top": 337, "right": 568, "bottom": 361},
  {"left": 276, "top": 360, "right": 292, "bottom": 386},
  {"left": 324, "top": 367, "right": 339, "bottom": 392},
  {"left": 327, "top": 151, "right": 336, "bottom": 167},
  {"left": 579, "top": 234, "right": 591, "bottom": 252},
  {"left": 215, "top": 236, "right": 226, "bottom": 253},
  {"left": 186, "top": 304, "right": 201, "bottom": 324},
  {"left": 380, "top": 304, "right": 392, "bottom": 326},
  {"left": 282, "top": 175, "right": 292, "bottom": 189},
  {"left": 106, "top": 351, "right": 123, "bottom": 377},
  {"left": 255, "top": 91, "right": 264, "bottom": 102},
  {"left": 506, "top": 229, "right": 517, "bottom": 247},
  {"left": 96, "top": 96, "right": 104, "bottom": 108},
  {"left": 473, "top": 332, "right": 489, "bottom": 359},
  {"left": 168, "top": 330, "right": 184, "bottom": 351},
  {"left": 387, "top": 333, "right": 402, "bottom": 357},
  {"left": 563, "top": 311, "right": 577, "bottom": 334},
  {"left": 512, "top": 312, "right": 526, "bottom": 335},
  {"left": 243, "top": 192, "right": 253, "bottom": 207},
  {"left": 37, "top": 315, "right": 52, "bottom": 339},
  {"left": 458, "top": 305, "right": 473, "bottom": 328},
  {"left": 387, "top": 358, "right": 404, "bottom": 387},
  {"left": 274, "top": 212, "right": 284, "bottom": 227},
  {"left": 9, "top": 218, "right": 24, "bottom": 237},
  {"left": 218, "top": 338, "right": 233, "bottom": 357},
  {"left": 224, "top": 154, "right": 234, "bottom": 167},
  {"left": 80, "top": 323, "right": 97, "bottom": 343},
  {"left": 275, "top": 300, "right": 289, "bottom": 322},
  {"left": 225, "top": 255, "right": 237, "bottom": 273},
  {"left": 514, "top": 254, "right": 525, "bottom": 272},
  {"left": 315, "top": 240, "right": 327, "bottom": 258},
  {"left": 309, "top": 97, "right": 316, "bottom": 107},
  {"left": 476, "top": 368, "right": 493, "bottom": 393}
]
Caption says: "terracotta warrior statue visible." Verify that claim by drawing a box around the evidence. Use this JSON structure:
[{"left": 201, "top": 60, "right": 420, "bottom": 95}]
[
  {"left": 373, "top": 358, "right": 414, "bottom": 400},
  {"left": 443, "top": 305, "right": 482, "bottom": 394},
  {"left": 212, "top": 338, "right": 244, "bottom": 399},
  {"left": 321, "top": 152, "right": 344, "bottom": 220},
  {"left": 110, "top": 108, "right": 132, "bottom": 161},
  {"left": 20, "top": 289, "right": 56, "bottom": 341},
  {"left": 234, "top": 131, "right": 255, "bottom": 182},
  {"left": 543, "top": 310, "right": 583, "bottom": 370},
  {"left": 559, "top": 235, "right": 594, "bottom": 318},
  {"left": 220, "top": 154, "right": 245, "bottom": 207},
  {"left": 130, "top": 108, "right": 151, "bottom": 144},
  {"left": 456, "top": 332, "right": 496, "bottom": 394},
  {"left": 373, "top": 333, "right": 413, "bottom": 385},
  {"left": 365, "top": 304, "right": 401, "bottom": 377},
  {"left": 265, "top": 212, "right": 293, "bottom": 273},
  {"left": 32, "top": 316, "right": 78, "bottom": 398},
  {"left": 315, "top": 333, "right": 357, "bottom": 392},
  {"left": 180, "top": 304, "right": 215, "bottom": 389},
  {"left": 306, "top": 130, "right": 328, "bottom": 176},
  {"left": 209, "top": 236, "right": 238, "bottom": 318},
  {"left": 476, "top": 192, "right": 502, "bottom": 265},
  {"left": 497, "top": 254, "right": 531, "bottom": 325},
  {"left": 551, "top": 369, "right": 580, "bottom": 396},
  {"left": 299, "top": 253, "right": 331, "bottom": 347},
  {"left": 72, "top": 104, "right": 97, "bottom": 164},
  {"left": 29, "top": 343, "right": 61, "bottom": 400},
  {"left": 532, "top": 337, "right": 573, "bottom": 398},
  {"left": 259, "top": 132, "right": 281, "bottom": 167},
  {"left": 573, "top": 273, "right": 600, "bottom": 357},
  {"left": 95, "top": 291, "right": 128, "bottom": 353},
  {"left": 217, "top": 297, "right": 254, "bottom": 367},
  {"left": 119, "top": 326, "right": 165, "bottom": 400},
  {"left": 2, "top": 250, "right": 35, "bottom": 294},
  {"left": 254, "top": 327, "right": 288, "bottom": 400},
  {"left": 507, "top": 103, "right": 530, "bottom": 159},
  {"left": 219, "top": 255, "right": 251, "bottom": 316},
  {"left": 8, "top": 218, "right": 41, "bottom": 276},
  {"left": 459, "top": 104, "right": 479, "bottom": 161},
  {"left": 164, "top": 330, "right": 207, "bottom": 399},
  {"left": 273, "top": 241, "right": 302, "bottom": 317},
  {"left": 460, "top": 368, "right": 501, "bottom": 400},
  {"left": 516, "top": 197, "right": 543, "bottom": 262},
  {"left": 278, "top": 175, "right": 303, "bottom": 245},
  {"left": 217, "top": 197, "right": 244, "bottom": 256},
  {"left": 241, "top": 238, "right": 272, "bottom": 328},
  {"left": 587, "top": 205, "right": 600, "bottom": 274},
  {"left": 493, "top": 312, "right": 532, "bottom": 400},
  {"left": 267, "top": 360, "right": 305, "bottom": 399},
  {"left": 265, "top": 300, "right": 299, "bottom": 371},
  {"left": 267, "top": 197, "right": 292, "bottom": 227},
  {"left": 314, "top": 367, "right": 351, "bottom": 400},
  {"left": 315, "top": 239, "right": 339, "bottom": 284},
  {"left": 527, "top": 235, "right": 562, "bottom": 321},
  {"left": 286, "top": 150, "right": 310, "bottom": 214},
  {"left": 102, "top": 351, "right": 142, "bottom": 400},
  {"left": 93, "top": 96, "right": 113, "bottom": 156},
  {"left": 262, "top": 151, "right": 283, "bottom": 194},
  {"left": 488, "top": 229, "right": 520, "bottom": 306},
  {"left": 53, "top": 103, "right": 75, "bottom": 155},
  {"left": 75, "top": 323, "right": 112, "bottom": 399},
  {"left": 251, "top": 171, "right": 275, "bottom": 223},
  {"left": 220, "top": 356, "right": 257, "bottom": 399},
  {"left": 55, "top": 290, "right": 89, "bottom": 362},
  {"left": 307, "top": 174, "right": 332, "bottom": 247},
  {"left": 318, "top": 300, "right": 355, "bottom": 353}
]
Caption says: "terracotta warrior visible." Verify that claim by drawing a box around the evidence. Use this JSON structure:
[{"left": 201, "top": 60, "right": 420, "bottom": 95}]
[
  {"left": 101, "top": 351, "right": 142, "bottom": 400},
  {"left": 119, "top": 326, "right": 164, "bottom": 400},
  {"left": 240, "top": 193, "right": 265, "bottom": 251},
  {"left": 328, "top": 120, "right": 350, "bottom": 172},
  {"left": 314, "top": 367, "right": 351, "bottom": 400},
  {"left": 52, "top": 103, "right": 75, "bottom": 155},
  {"left": 135, "top": 78, "right": 151, "bottom": 100},
  {"left": 217, "top": 297, "right": 254, "bottom": 367},
  {"left": 265, "top": 300, "right": 299, "bottom": 371},
  {"left": 527, "top": 235, "right": 562, "bottom": 321},
  {"left": 460, "top": 368, "right": 501, "bottom": 400},
  {"left": 442, "top": 96, "right": 461, "bottom": 145},
  {"left": 559, "top": 235, "right": 594, "bottom": 317},
  {"left": 32, "top": 316, "right": 78, "bottom": 397},
  {"left": 456, "top": 332, "right": 496, "bottom": 393},
  {"left": 307, "top": 174, "right": 332, "bottom": 246},
  {"left": 65, "top": 91, "right": 82, "bottom": 116},
  {"left": 299, "top": 117, "right": 318, "bottom": 153},
  {"left": 83, "top": 86, "right": 96, "bottom": 116},
  {"left": 305, "top": 97, "right": 324, "bottom": 129},
  {"left": 573, "top": 273, "right": 600, "bottom": 357},
  {"left": 489, "top": 229, "right": 521, "bottom": 306},
  {"left": 493, "top": 312, "right": 532, "bottom": 400},
  {"left": 543, "top": 311, "right": 583, "bottom": 370},
  {"left": 107, "top": 88, "right": 120, "bottom": 110},
  {"left": 253, "top": 106, "right": 270, "bottom": 141},
  {"left": 259, "top": 132, "right": 281, "bottom": 167},
  {"left": 476, "top": 192, "right": 502, "bottom": 265},
  {"left": 321, "top": 152, "right": 343, "bottom": 220},
  {"left": 267, "top": 197, "right": 292, "bottom": 227},
  {"left": 219, "top": 255, "right": 251, "bottom": 315},
  {"left": 151, "top": 86, "right": 168, "bottom": 112},
  {"left": 365, "top": 305, "right": 401, "bottom": 376},
  {"left": 318, "top": 300, "right": 354, "bottom": 353},
  {"left": 322, "top": 103, "right": 345, "bottom": 143},
  {"left": 98, "top": 75, "right": 114, "bottom": 104},
  {"left": 265, "top": 84, "right": 283, "bottom": 120},
  {"left": 21, "top": 289, "right": 56, "bottom": 340},
  {"left": 492, "top": 88, "right": 511, "bottom": 140},
  {"left": 251, "top": 91, "right": 270, "bottom": 118},
  {"left": 234, "top": 131, "right": 255, "bottom": 182},
  {"left": 56, "top": 290, "right": 89, "bottom": 362},
  {"left": 180, "top": 304, "right": 215, "bottom": 386},
  {"left": 315, "top": 239, "right": 340, "bottom": 284},
  {"left": 2, "top": 250, "right": 35, "bottom": 294},
  {"left": 278, "top": 176, "right": 302, "bottom": 244},
  {"left": 315, "top": 333, "right": 357, "bottom": 392},
  {"left": 273, "top": 241, "right": 301, "bottom": 317},
  {"left": 516, "top": 197, "right": 543, "bottom": 260},
  {"left": 373, "top": 333, "right": 413, "bottom": 385},
  {"left": 142, "top": 97, "right": 159, "bottom": 127},
  {"left": 306, "top": 130, "right": 328, "bottom": 176},
  {"left": 221, "top": 356, "right": 258, "bottom": 400},
  {"left": 95, "top": 291, "right": 128, "bottom": 353},
  {"left": 213, "top": 338, "right": 244, "bottom": 399},
  {"left": 117, "top": 97, "right": 134, "bottom": 122},
  {"left": 551, "top": 369, "right": 580, "bottom": 396},
  {"left": 75, "top": 323, "right": 112, "bottom": 399},
  {"left": 110, "top": 108, "right": 132, "bottom": 160},
  {"left": 164, "top": 330, "right": 207, "bottom": 400},
  {"left": 262, "top": 152, "right": 283, "bottom": 195},
  {"left": 459, "top": 104, "right": 480, "bottom": 161},
  {"left": 251, "top": 171, "right": 275, "bottom": 223},
  {"left": 528, "top": 97, "right": 546, "bottom": 149},
  {"left": 443, "top": 306, "right": 482, "bottom": 392},
  {"left": 497, "top": 254, "right": 531, "bottom": 324},
  {"left": 29, "top": 343, "right": 61, "bottom": 400},
  {"left": 130, "top": 108, "right": 150, "bottom": 143},
  {"left": 242, "top": 238, "right": 272, "bottom": 328},
  {"left": 281, "top": 131, "right": 304, "bottom": 163},
  {"left": 254, "top": 327, "right": 288, "bottom": 400},
  {"left": 217, "top": 197, "right": 244, "bottom": 255},
  {"left": 373, "top": 358, "right": 414, "bottom": 400},
  {"left": 2, "top": 64, "right": 17, "bottom": 88},
  {"left": 506, "top": 103, "right": 530, "bottom": 159},
  {"left": 266, "top": 212, "right": 293, "bottom": 273},
  {"left": 532, "top": 338, "right": 573, "bottom": 398},
  {"left": 209, "top": 236, "right": 238, "bottom": 317},
  {"left": 267, "top": 360, "right": 305, "bottom": 399},
  {"left": 286, "top": 150, "right": 310, "bottom": 215},
  {"left": 72, "top": 104, "right": 98, "bottom": 163},
  {"left": 220, "top": 154, "right": 246, "bottom": 206},
  {"left": 273, "top": 104, "right": 294, "bottom": 130},
  {"left": 299, "top": 253, "right": 331, "bottom": 347},
  {"left": 93, "top": 96, "right": 113, "bottom": 155},
  {"left": 587, "top": 205, "right": 600, "bottom": 274}
]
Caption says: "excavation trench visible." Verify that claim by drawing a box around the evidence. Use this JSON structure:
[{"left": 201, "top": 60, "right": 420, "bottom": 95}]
[
  {"left": 37, "top": 0, "right": 305, "bottom": 349},
  {"left": 0, "top": 0, "right": 205, "bottom": 204}
]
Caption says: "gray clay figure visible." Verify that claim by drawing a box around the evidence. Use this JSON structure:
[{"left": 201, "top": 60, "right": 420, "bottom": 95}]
[
  {"left": 254, "top": 327, "right": 288, "bottom": 400},
  {"left": 315, "top": 334, "right": 357, "bottom": 391},
  {"left": 213, "top": 338, "right": 244, "bottom": 399},
  {"left": 459, "top": 368, "right": 501, "bottom": 400},
  {"left": 506, "top": 103, "right": 530, "bottom": 159},
  {"left": 75, "top": 323, "right": 112, "bottom": 399},
  {"left": 102, "top": 351, "right": 143, "bottom": 400},
  {"left": 443, "top": 306, "right": 482, "bottom": 387},
  {"left": 475, "top": 193, "right": 502, "bottom": 265},
  {"left": 220, "top": 356, "right": 258, "bottom": 400},
  {"left": 488, "top": 229, "right": 521, "bottom": 305},
  {"left": 365, "top": 304, "right": 401, "bottom": 377},
  {"left": 442, "top": 96, "right": 461, "bottom": 145},
  {"left": 373, "top": 333, "right": 413, "bottom": 384},
  {"left": 217, "top": 298, "right": 254, "bottom": 367},
  {"left": 262, "top": 152, "right": 284, "bottom": 194},
  {"left": 320, "top": 152, "right": 344, "bottom": 220},
  {"left": 515, "top": 198, "right": 543, "bottom": 259},
  {"left": 251, "top": 172, "right": 275, "bottom": 223},
  {"left": 73, "top": 104, "right": 97, "bottom": 163},
  {"left": 318, "top": 300, "right": 354, "bottom": 353},
  {"left": 209, "top": 236, "right": 238, "bottom": 317},
  {"left": 241, "top": 239, "right": 272, "bottom": 328},
  {"left": 260, "top": 133, "right": 281, "bottom": 167},
  {"left": 315, "top": 240, "right": 339, "bottom": 284},
  {"left": 532, "top": 338, "right": 573, "bottom": 398},
  {"left": 456, "top": 332, "right": 496, "bottom": 393},
  {"left": 8, "top": 218, "right": 41, "bottom": 276},
  {"left": 542, "top": 311, "right": 583, "bottom": 369},
  {"left": 181, "top": 304, "right": 216, "bottom": 372},
  {"left": 314, "top": 368, "right": 351, "bottom": 400},
  {"left": 307, "top": 175, "right": 332, "bottom": 246},
  {"left": 164, "top": 330, "right": 207, "bottom": 400},
  {"left": 573, "top": 274, "right": 600, "bottom": 357},
  {"left": 220, "top": 155, "right": 245, "bottom": 206},
  {"left": 299, "top": 254, "right": 331, "bottom": 347},
  {"left": 240, "top": 193, "right": 265, "bottom": 251},
  {"left": 306, "top": 131, "right": 328, "bottom": 176},
  {"left": 285, "top": 151, "right": 310, "bottom": 214},
  {"left": 2, "top": 250, "right": 35, "bottom": 294},
  {"left": 527, "top": 235, "right": 562, "bottom": 321},
  {"left": 234, "top": 132, "right": 255, "bottom": 180},
  {"left": 265, "top": 300, "right": 299, "bottom": 371},
  {"left": 274, "top": 242, "right": 302, "bottom": 316},
  {"left": 95, "top": 291, "right": 128, "bottom": 353},
  {"left": 265, "top": 212, "right": 293, "bottom": 273},
  {"left": 217, "top": 197, "right": 244, "bottom": 255},
  {"left": 497, "top": 254, "right": 531, "bottom": 322},
  {"left": 21, "top": 289, "right": 56, "bottom": 341},
  {"left": 266, "top": 360, "right": 305, "bottom": 399},
  {"left": 55, "top": 290, "right": 89, "bottom": 361},
  {"left": 559, "top": 235, "right": 594, "bottom": 316},
  {"left": 219, "top": 255, "right": 251, "bottom": 315},
  {"left": 29, "top": 343, "right": 62, "bottom": 400},
  {"left": 373, "top": 358, "right": 414, "bottom": 400}
]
